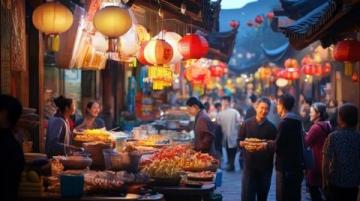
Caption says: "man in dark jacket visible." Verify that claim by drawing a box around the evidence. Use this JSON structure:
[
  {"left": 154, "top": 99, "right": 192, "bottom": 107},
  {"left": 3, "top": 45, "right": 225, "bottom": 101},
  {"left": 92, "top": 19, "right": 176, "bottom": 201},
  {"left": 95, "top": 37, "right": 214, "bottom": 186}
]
[
  {"left": 0, "top": 95, "right": 24, "bottom": 201},
  {"left": 238, "top": 97, "right": 277, "bottom": 201},
  {"left": 273, "top": 93, "right": 304, "bottom": 201}
]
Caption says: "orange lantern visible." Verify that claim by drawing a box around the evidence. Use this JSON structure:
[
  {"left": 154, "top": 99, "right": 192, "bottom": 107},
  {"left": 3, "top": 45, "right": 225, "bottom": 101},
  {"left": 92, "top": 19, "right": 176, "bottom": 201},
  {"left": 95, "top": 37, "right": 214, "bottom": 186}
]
[
  {"left": 32, "top": 2, "right": 73, "bottom": 35},
  {"left": 93, "top": 6, "right": 132, "bottom": 52},
  {"left": 284, "top": 58, "right": 299, "bottom": 69},
  {"left": 258, "top": 67, "right": 272, "bottom": 80},
  {"left": 352, "top": 72, "right": 359, "bottom": 82},
  {"left": 178, "top": 34, "right": 209, "bottom": 60},
  {"left": 144, "top": 39, "right": 174, "bottom": 65},
  {"left": 32, "top": 2, "right": 73, "bottom": 51}
]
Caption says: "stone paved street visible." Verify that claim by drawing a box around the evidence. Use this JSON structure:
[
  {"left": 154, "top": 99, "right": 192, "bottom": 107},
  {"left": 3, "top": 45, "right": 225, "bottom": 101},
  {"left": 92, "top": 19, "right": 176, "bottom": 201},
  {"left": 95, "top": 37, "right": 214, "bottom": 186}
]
[{"left": 216, "top": 152, "right": 311, "bottom": 201}]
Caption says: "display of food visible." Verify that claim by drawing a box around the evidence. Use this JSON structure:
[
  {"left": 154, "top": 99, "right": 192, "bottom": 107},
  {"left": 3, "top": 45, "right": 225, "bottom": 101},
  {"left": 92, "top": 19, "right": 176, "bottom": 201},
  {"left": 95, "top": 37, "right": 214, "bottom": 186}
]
[
  {"left": 137, "top": 135, "right": 171, "bottom": 147},
  {"left": 141, "top": 145, "right": 219, "bottom": 172},
  {"left": 187, "top": 171, "right": 214, "bottom": 181},
  {"left": 142, "top": 160, "right": 182, "bottom": 179},
  {"left": 74, "top": 129, "right": 112, "bottom": 143},
  {"left": 243, "top": 138, "right": 267, "bottom": 152}
]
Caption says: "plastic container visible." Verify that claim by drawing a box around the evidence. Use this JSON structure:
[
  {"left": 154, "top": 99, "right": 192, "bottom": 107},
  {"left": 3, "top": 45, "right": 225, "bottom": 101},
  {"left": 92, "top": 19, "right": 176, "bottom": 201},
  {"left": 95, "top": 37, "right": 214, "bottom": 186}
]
[{"left": 60, "top": 174, "right": 84, "bottom": 198}]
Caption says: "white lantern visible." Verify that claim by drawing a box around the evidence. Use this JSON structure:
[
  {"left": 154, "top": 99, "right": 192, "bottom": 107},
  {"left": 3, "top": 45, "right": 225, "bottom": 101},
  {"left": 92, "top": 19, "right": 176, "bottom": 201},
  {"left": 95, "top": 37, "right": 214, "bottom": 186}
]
[
  {"left": 92, "top": 32, "right": 108, "bottom": 52},
  {"left": 155, "top": 30, "right": 183, "bottom": 64},
  {"left": 118, "top": 24, "right": 139, "bottom": 57},
  {"left": 276, "top": 78, "right": 289, "bottom": 88}
]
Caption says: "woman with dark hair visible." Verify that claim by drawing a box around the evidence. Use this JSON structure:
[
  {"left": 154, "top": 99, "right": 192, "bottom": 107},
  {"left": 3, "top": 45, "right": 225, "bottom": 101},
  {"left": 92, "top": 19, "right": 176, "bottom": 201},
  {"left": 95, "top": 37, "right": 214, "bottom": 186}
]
[
  {"left": 305, "top": 102, "right": 332, "bottom": 201},
  {"left": 75, "top": 101, "right": 105, "bottom": 130},
  {"left": 186, "top": 97, "right": 217, "bottom": 156},
  {"left": 45, "top": 95, "right": 81, "bottom": 157},
  {"left": 323, "top": 103, "right": 360, "bottom": 201}
]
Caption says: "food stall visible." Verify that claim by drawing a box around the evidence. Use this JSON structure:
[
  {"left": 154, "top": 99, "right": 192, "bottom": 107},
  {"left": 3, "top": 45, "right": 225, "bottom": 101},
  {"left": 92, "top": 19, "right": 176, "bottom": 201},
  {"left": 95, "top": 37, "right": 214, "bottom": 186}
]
[{"left": 20, "top": 127, "right": 220, "bottom": 201}]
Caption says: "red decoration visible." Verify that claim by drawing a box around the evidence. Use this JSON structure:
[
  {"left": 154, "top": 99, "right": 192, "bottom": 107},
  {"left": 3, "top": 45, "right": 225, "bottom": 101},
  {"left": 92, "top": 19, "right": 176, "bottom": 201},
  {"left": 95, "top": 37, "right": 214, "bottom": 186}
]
[
  {"left": 255, "top": 15, "right": 264, "bottom": 24},
  {"left": 137, "top": 42, "right": 151, "bottom": 65},
  {"left": 229, "top": 20, "right": 240, "bottom": 29},
  {"left": 178, "top": 34, "right": 209, "bottom": 60},
  {"left": 210, "top": 61, "right": 227, "bottom": 77},
  {"left": 352, "top": 72, "right": 359, "bottom": 82},
  {"left": 185, "top": 66, "right": 211, "bottom": 84},
  {"left": 302, "top": 64, "right": 316, "bottom": 75},
  {"left": 333, "top": 40, "right": 360, "bottom": 62},
  {"left": 267, "top": 12, "right": 274, "bottom": 20}
]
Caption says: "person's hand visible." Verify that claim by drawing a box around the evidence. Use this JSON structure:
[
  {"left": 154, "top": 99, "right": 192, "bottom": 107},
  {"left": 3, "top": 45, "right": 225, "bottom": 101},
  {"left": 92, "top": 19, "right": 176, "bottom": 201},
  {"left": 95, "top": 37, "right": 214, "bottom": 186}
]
[
  {"left": 256, "top": 142, "right": 267, "bottom": 151},
  {"left": 239, "top": 141, "right": 246, "bottom": 147}
]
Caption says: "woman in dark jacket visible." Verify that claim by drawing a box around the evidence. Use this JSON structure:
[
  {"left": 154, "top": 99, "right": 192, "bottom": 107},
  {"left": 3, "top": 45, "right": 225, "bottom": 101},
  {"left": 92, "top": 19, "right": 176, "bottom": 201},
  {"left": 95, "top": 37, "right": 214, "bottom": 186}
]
[
  {"left": 186, "top": 97, "right": 217, "bottom": 157},
  {"left": 45, "top": 96, "right": 81, "bottom": 157},
  {"left": 305, "top": 102, "right": 332, "bottom": 201}
]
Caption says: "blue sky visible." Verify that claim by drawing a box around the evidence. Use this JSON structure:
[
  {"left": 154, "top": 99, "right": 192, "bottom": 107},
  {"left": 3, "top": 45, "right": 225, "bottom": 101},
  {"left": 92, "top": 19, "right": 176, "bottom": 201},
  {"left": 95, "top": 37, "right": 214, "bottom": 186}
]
[{"left": 221, "top": 0, "right": 258, "bottom": 9}]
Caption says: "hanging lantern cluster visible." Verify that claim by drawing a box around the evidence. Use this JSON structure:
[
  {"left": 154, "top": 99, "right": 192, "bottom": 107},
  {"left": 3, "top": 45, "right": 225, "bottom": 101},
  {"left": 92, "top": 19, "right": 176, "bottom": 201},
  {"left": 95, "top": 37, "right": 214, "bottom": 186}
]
[
  {"left": 333, "top": 40, "right": 360, "bottom": 76},
  {"left": 32, "top": 2, "right": 74, "bottom": 51},
  {"left": 277, "top": 68, "right": 300, "bottom": 81},
  {"left": 301, "top": 55, "right": 332, "bottom": 77}
]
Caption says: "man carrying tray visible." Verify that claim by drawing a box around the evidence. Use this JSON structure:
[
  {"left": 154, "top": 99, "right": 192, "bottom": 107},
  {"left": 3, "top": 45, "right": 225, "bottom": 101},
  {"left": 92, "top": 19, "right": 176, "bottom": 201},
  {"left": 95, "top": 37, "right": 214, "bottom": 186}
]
[{"left": 237, "top": 97, "right": 277, "bottom": 201}]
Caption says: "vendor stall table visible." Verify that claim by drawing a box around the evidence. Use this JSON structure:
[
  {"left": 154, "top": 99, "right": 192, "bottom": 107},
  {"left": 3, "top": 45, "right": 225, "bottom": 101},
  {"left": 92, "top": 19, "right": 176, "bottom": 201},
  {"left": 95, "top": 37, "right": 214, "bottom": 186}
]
[
  {"left": 151, "top": 183, "right": 215, "bottom": 201},
  {"left": 20, "top": 193, "right": 164, "bottom": 201}
]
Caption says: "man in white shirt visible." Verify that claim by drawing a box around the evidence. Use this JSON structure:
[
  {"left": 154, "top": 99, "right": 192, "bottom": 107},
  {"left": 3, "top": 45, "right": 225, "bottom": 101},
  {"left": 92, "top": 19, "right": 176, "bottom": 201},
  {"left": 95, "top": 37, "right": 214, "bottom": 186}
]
[{"left": 217, "top": 96, "right": 241, "bottom": 171}]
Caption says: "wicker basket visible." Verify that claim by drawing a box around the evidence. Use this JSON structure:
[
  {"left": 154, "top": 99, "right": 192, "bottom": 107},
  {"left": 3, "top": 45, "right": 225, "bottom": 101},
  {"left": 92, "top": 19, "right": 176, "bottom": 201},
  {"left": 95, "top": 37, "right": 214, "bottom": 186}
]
[{"left": 83, "top": 142, "right": 111, "bottom": 169}]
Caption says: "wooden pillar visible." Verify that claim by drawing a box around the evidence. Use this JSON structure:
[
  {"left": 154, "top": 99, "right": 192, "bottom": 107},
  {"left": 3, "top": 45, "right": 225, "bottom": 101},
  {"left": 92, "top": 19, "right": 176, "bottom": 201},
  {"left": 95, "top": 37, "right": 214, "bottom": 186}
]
[
  {"left": 115, "top": 62, "right": 125, "bottom": 123},
  {"left": 102, "top": 60, "right": 115, "bottom": 129}
]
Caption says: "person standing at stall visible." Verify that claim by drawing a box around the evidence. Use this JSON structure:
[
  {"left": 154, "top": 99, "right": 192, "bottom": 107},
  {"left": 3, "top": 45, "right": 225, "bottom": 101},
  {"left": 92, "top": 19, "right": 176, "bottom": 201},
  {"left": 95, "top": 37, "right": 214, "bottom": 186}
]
[
  {"left": 0, "top": 95, "right": 24, "bottom": 201},
  {"left": 238, "top": 97, "right": 277, "bottom": 201},
  {"left": 45, "top": 95, "right": 81, "bottom": 157},
  {"left": 217, "top": 96, "right": 241, "bottom": 171},
  {"left": 323, "top": 103, "right": 360, "bottom": 201},
  {"left": 75, "top": 100, "right": 105, "bottom": 130},
  {"left": 186, "top": 97, "right": 217, "bottom": 157},
  {"left": 274, "top": 93, "right": 304, "bottom": 201}
]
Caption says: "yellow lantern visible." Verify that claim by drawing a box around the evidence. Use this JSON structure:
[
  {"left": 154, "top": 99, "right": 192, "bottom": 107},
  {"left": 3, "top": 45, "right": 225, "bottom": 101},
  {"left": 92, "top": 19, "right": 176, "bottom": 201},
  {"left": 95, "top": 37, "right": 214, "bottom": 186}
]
[
  {"left": 93, "top": 6, "right": 132, "bottom": 52},
  {"left": 32, "top": 2, "right": 73, "bottom": 51},
  {"left": 32, "top": 2, "right": 73, "bottom": 35}
]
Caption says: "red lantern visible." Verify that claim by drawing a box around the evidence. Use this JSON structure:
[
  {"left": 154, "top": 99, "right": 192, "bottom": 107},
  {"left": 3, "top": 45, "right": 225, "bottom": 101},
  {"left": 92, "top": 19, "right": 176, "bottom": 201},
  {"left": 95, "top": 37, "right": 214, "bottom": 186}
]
[
  {"left": 178, "top": 34, "right": 209, "bottom": 60},
  {"left": 255, "top": 15, "right": 264, "bottom": 24},
  {"left": 302, "top": 64, "right": 316, "bottom": 75},
  {"left": 352, "top": 72, "right": 359, "bottom": 82},
  {"left": 229, "top": 20, "right": 240, "bottom": 29},
  {"left": 267, "top": 12, "right": 274, "bottom": 20},
  {"left": 301, "top": 55, "right": 313, "bottom": 66},
  {"left": 277, "top": 68, "right": 300, "bottom": 80},
  {"left": 144, "top": 39, "right": 174, "bottom": 65},
  {"left": 137, "top": 42, "right": 151, "bottom": 65},
  {"left": 323, "top": 62, "right": 331, "bottom": 74},
  {"left": 333, "top": 40, "right": 360, "bottom": 62}
]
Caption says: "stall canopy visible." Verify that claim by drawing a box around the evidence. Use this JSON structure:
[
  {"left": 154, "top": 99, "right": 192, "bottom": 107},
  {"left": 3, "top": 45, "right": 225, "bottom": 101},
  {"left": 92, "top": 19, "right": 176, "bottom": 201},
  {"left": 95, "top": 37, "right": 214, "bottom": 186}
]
[{"left": 272, "top": 0, "right": 360, "bottom": 50}]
